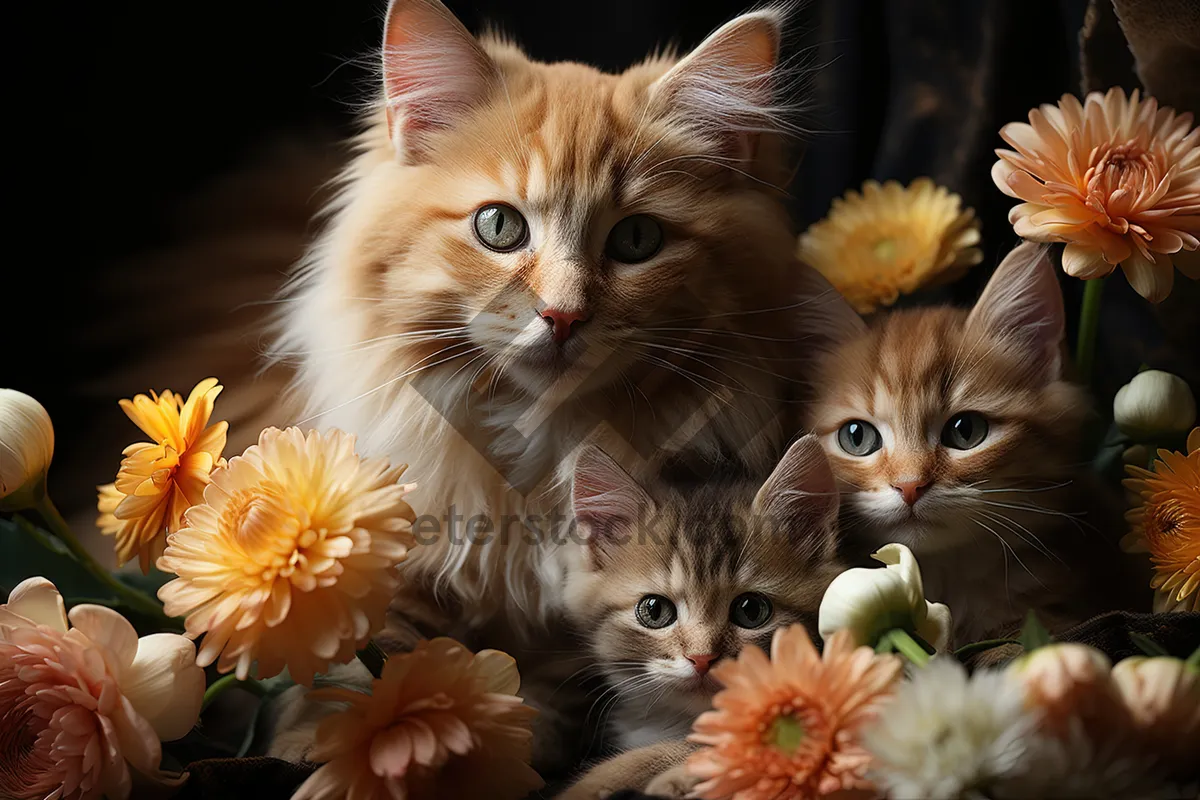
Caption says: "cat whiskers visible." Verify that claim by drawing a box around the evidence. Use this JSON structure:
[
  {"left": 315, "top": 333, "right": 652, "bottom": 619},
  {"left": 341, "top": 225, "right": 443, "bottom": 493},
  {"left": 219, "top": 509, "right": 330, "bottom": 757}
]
[{"left": 968, "top": 513, "right": 1047, "bottom": 589}]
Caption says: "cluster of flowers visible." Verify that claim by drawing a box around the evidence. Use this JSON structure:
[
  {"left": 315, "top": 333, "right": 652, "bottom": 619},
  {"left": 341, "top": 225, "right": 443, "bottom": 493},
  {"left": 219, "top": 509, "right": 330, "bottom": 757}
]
[
  {"left": 1, "top": 384, "right": 542, "bottom": 800},
  {"left": 682, "top": 544, "right": 1199, "bottom": 800},
  {"left": 1, "top": 85, "right": 1196, "bottom": 800}
]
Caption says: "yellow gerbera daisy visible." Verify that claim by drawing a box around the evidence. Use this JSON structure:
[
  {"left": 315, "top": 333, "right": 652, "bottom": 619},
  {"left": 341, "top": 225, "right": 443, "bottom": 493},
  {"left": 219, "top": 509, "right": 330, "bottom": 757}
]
[
  {"left": 156, "top": 426, "right": 417, "bottom": 685},
  {"left": 798, "top": 178, "right": 982, "bottom": 314},
  {"left": 96, "top": 378, "right": 228, "bottom": 572},
  {"left": 1122, "top": 428, "right": 1200, "bottom": 612}
]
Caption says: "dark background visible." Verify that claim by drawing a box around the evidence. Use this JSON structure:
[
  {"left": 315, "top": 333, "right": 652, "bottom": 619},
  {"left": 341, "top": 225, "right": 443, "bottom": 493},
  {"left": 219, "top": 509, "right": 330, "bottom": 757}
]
[{"left": 14, "top": 0, "right": 1194, "bottom": 524}]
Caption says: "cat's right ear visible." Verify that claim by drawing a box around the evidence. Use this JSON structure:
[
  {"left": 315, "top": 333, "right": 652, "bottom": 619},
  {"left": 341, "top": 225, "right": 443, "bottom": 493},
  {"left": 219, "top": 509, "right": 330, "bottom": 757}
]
[
  {"left": 651, "top": 8, "right": 785, "bottom": 162},
  {"left": 382, "top": 0, "right": 499, "bottom": 162},
  {"left": 752, "top": 434, "right": 839, "bottom": 561},
  {"left": 965, "top": 242, "right": 1065, "bottom": 383},
  {"left": 572, "top": 447, "right": 654, "bottom": 566},
  {"left": 795, "top": 263, "right": 868, "bottom": 348}
]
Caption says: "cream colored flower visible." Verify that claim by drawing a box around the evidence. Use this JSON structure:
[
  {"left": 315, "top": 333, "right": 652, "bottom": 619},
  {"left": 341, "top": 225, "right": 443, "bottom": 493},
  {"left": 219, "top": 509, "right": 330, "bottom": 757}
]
[
  {"left": 293, "top": 638, "right": 541, "bottom": 800},
  {"left": 0, "top": 388, "right": 55, "bottom": 510},
  {"left": 818, "top": 543, "right": 952, "bottom": 652},
  {"left": 1114, "top": 370, "right": 1197, "bottom": 440},
  {"left": 798, "top": 178, "right": 982, "bottom": 313},
  {"left": 993, "top": 88, "right": 1200, "bottom": 303},
  {"left": 1007, "top": 643, "right": 1127, "bottom": 740},
  {"left": 0, "top": 577, "right": 204, "bottom": 800},
  {"left": 97, "top": 378, "right": 228, "bottom": 573},
  {"left": 1111, "top": 656, "right": 1200, "bottom": 778},
  {"left": 157, "top": 426, "right": 417, "bottom": 685},
  {"left": 863, "top": 658, "right": 1041, "bottom": 799}
]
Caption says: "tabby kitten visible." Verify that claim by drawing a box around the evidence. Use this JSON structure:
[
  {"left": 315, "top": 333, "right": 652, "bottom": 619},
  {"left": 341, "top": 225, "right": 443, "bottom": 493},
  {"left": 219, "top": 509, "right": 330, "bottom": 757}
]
[
  {"left": 558, "top": 435, "right": 843, "bottom": 797},
  {"left": 807, "top": 242, "right": 1140, "bottom": 643}
]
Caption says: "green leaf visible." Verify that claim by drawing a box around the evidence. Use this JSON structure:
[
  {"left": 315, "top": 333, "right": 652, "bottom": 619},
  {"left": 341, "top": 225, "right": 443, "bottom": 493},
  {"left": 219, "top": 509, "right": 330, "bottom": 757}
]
[
  {"left": 1019, "top": 611, "right": 1052, "bottom": 652},
  {"left": 874, "top": 631, "right": 896, "bottom": 655},
  {"left": 1186, "top": 646, "right": 1199, "bottom": 672},
  {"left": 0, "top": 516, "right": 119, "bottom": 605},
  {"left": 1129, "top": 632, "right": 1169, "bottom": 658},
  {"left": 116, "top": 567, "right": 175, "bottom": 596}
]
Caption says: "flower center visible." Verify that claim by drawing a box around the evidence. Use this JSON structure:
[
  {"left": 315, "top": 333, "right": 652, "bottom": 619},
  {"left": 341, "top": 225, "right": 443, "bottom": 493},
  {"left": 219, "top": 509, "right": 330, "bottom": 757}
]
[
  {"left": 221, "top": 485, "right": 322, "bottom": 582},
  {"left": 0, "top": 698, "right": 55, "bottom": 797},
  {"left": 764, "top": 711, "right": 807, "bottom": 756},
  {"left": 872, "top": 237, "right": 898, "bottom": 261},
  {"left": 1084, "top": 140, "right": 1165, "bottom": 236}
]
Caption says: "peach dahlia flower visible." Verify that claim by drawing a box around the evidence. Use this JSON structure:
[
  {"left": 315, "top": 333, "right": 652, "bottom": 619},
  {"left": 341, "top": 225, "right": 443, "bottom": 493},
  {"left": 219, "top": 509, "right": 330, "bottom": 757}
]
[
  {"left": 157, "top": 426, "right": 416, "bottom": 685},
  {"left": 293, "top": 638, "right": 542, "bottom": 800},
  {"left": 0, "top": 578, "right": 204, "bottom": 800},
  {"left": 992, "top": 88, "right": 1200, "bottom": 302},
  {"left": 1122, "top": 428, "right": 1200, "bottom": 613},
  {"left": 97, "top": 377, "right": 228, "bottom": 572},
  {"left": 687, "top": 626, "right": 902, "bottom": 799},
  {"left": 1111, "top": 656, "right": 1200, "bottom": 777}
]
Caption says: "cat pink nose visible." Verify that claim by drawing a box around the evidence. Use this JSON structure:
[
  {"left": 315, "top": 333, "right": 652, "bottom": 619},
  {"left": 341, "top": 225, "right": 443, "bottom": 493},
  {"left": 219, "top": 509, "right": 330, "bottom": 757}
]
[
  {"left": 539, "top": 308, "right": 589, "bottom": 344},
  {"left": 686, "top": 653, "right": 718, "bottom": 675},
  {"left": 893, "top": 479, "right": 931, "bottom": 506}
]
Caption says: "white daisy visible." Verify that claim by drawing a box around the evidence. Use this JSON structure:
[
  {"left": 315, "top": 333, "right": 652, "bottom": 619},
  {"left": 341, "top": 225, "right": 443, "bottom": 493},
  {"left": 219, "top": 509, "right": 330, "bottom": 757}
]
[{"left": 863, "top": 658, "right": 1039, "bottom": 799}]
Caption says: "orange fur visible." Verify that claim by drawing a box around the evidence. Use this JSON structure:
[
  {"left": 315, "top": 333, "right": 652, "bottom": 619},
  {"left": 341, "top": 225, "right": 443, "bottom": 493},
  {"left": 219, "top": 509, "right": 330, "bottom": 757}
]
[{"left": 272, "top": 2, "right": 835, "bottom": 630}]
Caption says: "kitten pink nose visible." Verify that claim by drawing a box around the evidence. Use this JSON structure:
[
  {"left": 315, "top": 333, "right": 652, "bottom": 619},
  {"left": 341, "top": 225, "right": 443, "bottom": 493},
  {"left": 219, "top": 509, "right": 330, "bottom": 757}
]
[
  {"left": 893, "top": 479, "right": 931, "bottom": 506},
  {"left": 686, "top": 653, "right": 718, "bottom": 675},
  {"left": 538, "top": 308, "right": 589, "bottom": 344}
]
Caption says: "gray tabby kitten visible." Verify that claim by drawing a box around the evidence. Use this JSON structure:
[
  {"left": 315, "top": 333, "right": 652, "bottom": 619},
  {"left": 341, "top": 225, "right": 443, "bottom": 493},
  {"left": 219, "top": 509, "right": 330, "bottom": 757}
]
[{"left": 558, "top": 435, "right": 844, "bottom": 798}]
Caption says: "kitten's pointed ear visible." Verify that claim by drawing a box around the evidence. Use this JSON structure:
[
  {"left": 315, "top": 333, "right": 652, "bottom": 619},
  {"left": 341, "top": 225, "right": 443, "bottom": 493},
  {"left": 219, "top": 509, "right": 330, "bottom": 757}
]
[
  {"left": 965, "top": 243, "right": 1065, "bottom": 383},
  {"left": 382, "top": 0, "right": 499, "bottom": 162},
  {"left": 752, "top": 434, "right": 839, "bottom": 560},
  {"left": 795, "top": 264, "right": 868, "bottom": 347},
  {"left": 651, "top": 8, "right": 784, "bottom": 161},
  {"left": 572, "top": 447, "right": 654, "bottom": 565}
]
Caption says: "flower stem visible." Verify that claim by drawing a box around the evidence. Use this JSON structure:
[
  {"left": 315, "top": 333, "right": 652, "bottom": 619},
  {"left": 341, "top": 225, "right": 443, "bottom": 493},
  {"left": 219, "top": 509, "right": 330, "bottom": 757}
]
[
  {"left": 1075, "top": 276, "right": 1107, "bottom": 381},
  {"left": 888, "top": 630, "right": 931, "bottom": 666},
  {"left": 32, "top": 495, "right": 178, "bottom": 628},
  {"left": 202, "top": 674, "right": 266, "bottom": 712},
  {"left": 357, "top": 640, "right": 388, "bottom": 679}
]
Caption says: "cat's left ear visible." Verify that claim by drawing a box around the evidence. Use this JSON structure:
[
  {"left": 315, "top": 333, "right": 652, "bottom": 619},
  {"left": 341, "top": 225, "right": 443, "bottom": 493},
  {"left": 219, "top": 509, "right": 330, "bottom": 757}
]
[
  {"left": 572, "top": 446, "right": 655, "bottom": 566},
  {"left": 965, "top": 242, "right": 1065, "bottom": 383},
  {"left": 651, "top": 8, "right": 784, "bottom": 163},
  {"left": 752, "top": 434, "right": 839, "bottom": 560}
]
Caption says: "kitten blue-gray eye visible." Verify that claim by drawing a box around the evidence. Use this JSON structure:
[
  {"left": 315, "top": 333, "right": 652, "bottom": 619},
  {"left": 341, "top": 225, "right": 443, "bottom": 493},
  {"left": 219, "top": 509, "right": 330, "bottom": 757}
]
[
  {"left": 473, "top": 203, "right": 528, "bottom": 252},
  {"left": 606, "top": 215, "right": 663, "bottom": 263},
  {"left": 635, "top": 595, "right": 677, "bottom": 629},
  {"left": 837, "top": 420, "right": 881, "bottom": 456},
  {"left": 942, "top": 412, "right": 989, "bottom": 450},
  {"left": 729, "top": 593, "right": 773, "bottom": 629}
]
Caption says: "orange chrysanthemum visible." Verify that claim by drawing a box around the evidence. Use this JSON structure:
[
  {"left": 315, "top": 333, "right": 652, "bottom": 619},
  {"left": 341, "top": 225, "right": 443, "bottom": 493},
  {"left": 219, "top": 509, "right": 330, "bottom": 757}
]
[
  {"left": 293, "top": 639, "right": 542, "bottom": 800},
  {"left": 993, "top": 88, "right": 1200, "bottom": 303},
  {"left": 798, "top": 178, "right": 982, "bottom": 314},
  {"left": 687, "top": 626, "right": 902, "bottom": 799},
  {"left": 1122, "top": 428, "right": 1200, "bottom": 612},
  {"left": 96, "top": 378, "right": 228, "bottom": 572},
  {"left": 156, "top": 427, "right": 416, "bottom": 685}
]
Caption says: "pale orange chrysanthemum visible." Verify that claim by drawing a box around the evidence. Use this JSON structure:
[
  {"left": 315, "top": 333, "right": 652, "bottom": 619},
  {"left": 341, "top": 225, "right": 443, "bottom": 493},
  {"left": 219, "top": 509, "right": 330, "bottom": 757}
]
[
  {"left": 687, "top": 626, "right": 903, "bottom": 799},
  {"left": 293, "top": 638, "right": 542, "bottom": 800},
  {"left": 992, "top": 88, "right": 1200, "bottom": 303},
  {"left": 798, "top": 178, "right": 982, "bottom": 314},
  {"left": 96, "top": 378, "right": 228, "bottom": 573},
  {"left": 1122, "top": 427, "right": 1200, "bottom": 612},
  {"left": 156, "top": 426, "right": 417, "bottom": 685}
]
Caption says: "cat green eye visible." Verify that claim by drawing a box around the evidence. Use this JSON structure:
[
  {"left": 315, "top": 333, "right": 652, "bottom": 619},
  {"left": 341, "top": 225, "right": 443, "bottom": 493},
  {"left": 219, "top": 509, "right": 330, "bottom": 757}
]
[
  {"left": 837, "top": 420, "right": 882, "bottom": 457},
  {"left": 635, "top": 594, "right": 677, "bottom": 629},
  {"left": 606, "top": 215, "right": 663, "bottom": 263},
  {"left": 942, "top": 412, "right": 989, "bottom": 450},
  {"left": 729, "top": 593, "right": 773, "bottom": 629},
  {"left": 473, "top": 203, "right": 528, "bottom": 252}
]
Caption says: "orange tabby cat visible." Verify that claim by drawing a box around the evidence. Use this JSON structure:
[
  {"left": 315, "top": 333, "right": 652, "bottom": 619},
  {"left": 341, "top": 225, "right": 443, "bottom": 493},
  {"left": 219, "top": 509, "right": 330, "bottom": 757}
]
[
  {"left": 266, "top": 0, "right": 845, "bottom": 774},
  {"left": 806, "top": 243, "right": 1143, "bottom": 643},
  {"left": 271, "top": 0, "right": 834, "bottom": 624}
]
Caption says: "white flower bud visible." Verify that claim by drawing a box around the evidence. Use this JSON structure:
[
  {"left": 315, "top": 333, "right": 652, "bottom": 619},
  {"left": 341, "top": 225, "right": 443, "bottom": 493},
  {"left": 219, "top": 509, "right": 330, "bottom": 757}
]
[
  {"left": 1113, "top": 370, "right": 1196, "bottom": 440},
  {"left": 0, "top": 389, "right": 55, "bottom": 509},
  {"left": 818, "top": 542, "right": 953, "bottom": 652}
]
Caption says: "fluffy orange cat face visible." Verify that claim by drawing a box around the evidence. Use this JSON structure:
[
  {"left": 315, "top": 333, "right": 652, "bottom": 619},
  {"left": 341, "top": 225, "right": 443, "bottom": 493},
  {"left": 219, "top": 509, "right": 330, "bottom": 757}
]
[
  {"left": 806, "top": 245, "right": 1089, "bottom": 553},
  {"left": 337, "top": 1, "right": 799, "bottom": 398}
]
